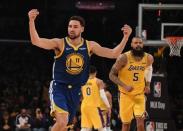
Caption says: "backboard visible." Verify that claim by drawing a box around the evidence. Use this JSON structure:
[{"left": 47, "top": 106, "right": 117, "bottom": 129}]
[{"left": 137, "top": 4, "right": 183, "bottom": 46}]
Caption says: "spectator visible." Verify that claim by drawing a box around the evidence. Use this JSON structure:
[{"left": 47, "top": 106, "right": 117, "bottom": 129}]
[
  {"left": 15, "top": 108, "right": 32, "bottom": 131},
  {"left": 0, "top": 111, "right": 13, "bottom": 131},
  {"left": 32, "top": 108, "right": 46, "bottom": 131}
]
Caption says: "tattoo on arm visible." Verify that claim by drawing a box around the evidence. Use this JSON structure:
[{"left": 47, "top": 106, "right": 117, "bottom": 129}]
[
  {"left": 109, "top": 54, "right": 127, "bottom": 87},
  {"left": 109, "top": 67, "right": 122, "bottom": 86}
]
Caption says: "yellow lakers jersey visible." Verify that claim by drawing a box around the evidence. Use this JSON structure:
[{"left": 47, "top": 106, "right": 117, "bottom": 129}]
[
  {"left": 81, "top": 77, "right": 101, "bottom": 107},
  {"left": 118, "top": 51, "right": 148, "bottom": 95}
]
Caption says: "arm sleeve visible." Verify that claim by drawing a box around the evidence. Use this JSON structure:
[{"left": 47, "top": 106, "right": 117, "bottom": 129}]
[
  {"left": 145, "top": 65, "right": 153, "bottom": 82},
  {"left": 100, "top": 89, "right": 110, "bottom": 108}
]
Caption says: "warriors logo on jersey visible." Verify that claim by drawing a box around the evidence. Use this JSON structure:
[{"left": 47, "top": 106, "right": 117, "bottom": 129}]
[
  {"left": 66, "top": 53, "right": 84, "bottom": 75},
  {"left": 52, "top": 37, "right": 90, "bottom": 86}
]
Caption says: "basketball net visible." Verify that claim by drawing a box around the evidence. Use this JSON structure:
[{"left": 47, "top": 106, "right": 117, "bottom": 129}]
[{"left": 165, "top": 36, "right": 183, "bottom": 56}]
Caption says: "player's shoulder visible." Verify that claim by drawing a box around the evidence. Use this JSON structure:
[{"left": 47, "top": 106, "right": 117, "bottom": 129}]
[
  {"left": 121, "top": 50, "right": 131, "bottom": 57},
  {"left": 145, "top": 53, "right": 154, "bottom": 60},
  {"left": 117, "top": 52, "right": 128, "bottom": 62},
  {"left": 96, "top": 78, "right": 104, "bottom": 87},
  {"left": 87, "top": 40, "right": 98, "bottom": 47},
  {"left": 96, "top": 77, "right": 103, "bottom": 83},
  {"left": 82, "top": 40, "right": 97, "bottom": 53},
  {"left": 144, "top": 52, "right": 154, "bottom": 64},
  {"left": 51, "top": 38, "right": 65, "bottom": 55},
  {"left": 87, "top": 40, "right": 95, "bottom": 44}
]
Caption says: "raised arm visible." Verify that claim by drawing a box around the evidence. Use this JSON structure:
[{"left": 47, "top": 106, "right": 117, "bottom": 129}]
[
  {"left": 89, "top": 24, "right": 132, "bottom": 58},
  {"left": 109, "top": 54, "right": 133, "bottom": 92},
  {"left": 28, "top": 9, "right": 59, "bottom": 50}
]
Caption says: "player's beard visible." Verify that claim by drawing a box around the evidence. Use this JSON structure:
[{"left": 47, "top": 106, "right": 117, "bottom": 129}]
[
  {"left": 131, "top": 46, "right": 144, "bottom": 57},
  {"left": 68, "top": 32, "right": 80, "bottom": 40}
]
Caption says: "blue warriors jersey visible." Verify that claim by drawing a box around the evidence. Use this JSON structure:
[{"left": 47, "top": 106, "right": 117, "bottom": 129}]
[{"left": 53, "top": 37, "right": 90, "bottom": 86}]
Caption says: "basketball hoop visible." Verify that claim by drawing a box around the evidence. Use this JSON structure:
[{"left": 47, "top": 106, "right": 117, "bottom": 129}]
[{"left": 165, "top": 36, "right": 183, "bottom": 56}]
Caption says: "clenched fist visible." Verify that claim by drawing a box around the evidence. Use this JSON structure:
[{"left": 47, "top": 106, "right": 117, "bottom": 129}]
[
  {"left": 121, "top": 24, "right": 132, "bottom": 38},
  {"left": 28, "top": 9, "right": 39, "bottom": 22}
]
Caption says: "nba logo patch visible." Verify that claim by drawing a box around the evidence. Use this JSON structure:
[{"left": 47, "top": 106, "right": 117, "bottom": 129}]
[
  {"left": 146, "top": 121, "right": 155, "bottom": 131},
  {"left": 153, "top": 82, "right": 161, "bottom": 98}
]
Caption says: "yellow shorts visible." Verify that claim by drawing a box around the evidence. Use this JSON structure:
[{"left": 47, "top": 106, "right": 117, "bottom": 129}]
[
  {"left": 81, "top": 105, "right": 104, "bottom": 129},
  {"left": 119, "top": 93, "right": 146, "bottom": 123}
]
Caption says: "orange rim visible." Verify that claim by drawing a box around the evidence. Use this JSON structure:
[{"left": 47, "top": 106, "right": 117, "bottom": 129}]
[{"left": 165, "top": 36, "right": 183, "bottom": 45}]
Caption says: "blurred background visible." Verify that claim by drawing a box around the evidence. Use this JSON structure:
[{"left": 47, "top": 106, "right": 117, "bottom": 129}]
[{"left": 0, "top": 0, "right": 183, "bottom": 131}]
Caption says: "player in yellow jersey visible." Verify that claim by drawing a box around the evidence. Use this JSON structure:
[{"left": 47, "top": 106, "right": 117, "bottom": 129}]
[
  {"left": 81, "top": 66, "right": 111, "bottom": 131},
  {"left": 100, "top": 82, "right": 112, "bottom": 131},
  {"left": 109, "top": 37, "right": 154, "bottom": 131}
]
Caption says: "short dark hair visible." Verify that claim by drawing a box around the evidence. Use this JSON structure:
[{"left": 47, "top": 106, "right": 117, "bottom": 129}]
[
  {"left": 89, "top": 65, "right": 97, "bottom": 74},
  {"left": 69, "top": 16, "right": 85, "bottom": 27},
  {"left": 132, "top": 36, "right": 143, "bottom": 41}
]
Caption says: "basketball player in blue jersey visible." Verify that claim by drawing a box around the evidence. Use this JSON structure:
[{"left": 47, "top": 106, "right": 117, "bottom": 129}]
[{"left": 28, "top": 9, "right": 132, "bottom": 131}]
